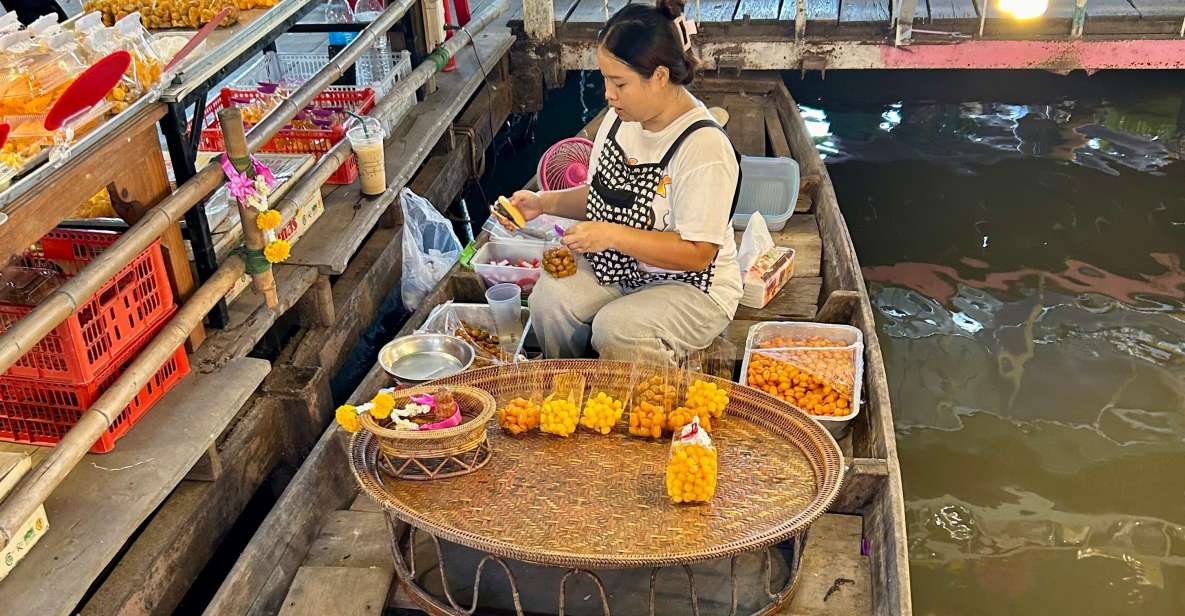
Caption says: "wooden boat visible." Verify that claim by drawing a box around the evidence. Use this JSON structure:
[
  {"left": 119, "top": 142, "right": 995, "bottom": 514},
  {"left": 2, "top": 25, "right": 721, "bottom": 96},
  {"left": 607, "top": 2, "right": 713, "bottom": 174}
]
[{"left": 208, "top": 73, "right": 911, "bottom": 615}]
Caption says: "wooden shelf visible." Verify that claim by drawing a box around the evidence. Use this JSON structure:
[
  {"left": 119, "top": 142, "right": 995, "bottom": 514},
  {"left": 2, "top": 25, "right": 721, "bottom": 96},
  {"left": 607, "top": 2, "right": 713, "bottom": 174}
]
[{"left": 0, "top": 357, "right": 270, "bottom": 615}]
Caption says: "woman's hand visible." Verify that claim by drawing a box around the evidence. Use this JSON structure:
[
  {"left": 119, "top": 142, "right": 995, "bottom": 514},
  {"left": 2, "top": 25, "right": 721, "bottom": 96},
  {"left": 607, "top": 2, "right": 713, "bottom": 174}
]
[
  {"left": 508, "top": 190, "right": 547, "bottom": 222},
  {"left": 562, "top": 221, "right": 619, "bottom": 253}
]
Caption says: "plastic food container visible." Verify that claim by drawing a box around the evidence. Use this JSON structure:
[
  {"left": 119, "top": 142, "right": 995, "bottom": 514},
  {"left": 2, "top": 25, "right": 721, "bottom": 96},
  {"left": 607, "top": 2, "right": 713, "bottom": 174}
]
[
  {"left": 739, "top": 321, "right": 864, "bottom": 437},
  {"left": 416, "top": 301, "right": 534, "bottom": 360},
  {"left": 471, "top": 238, "right": 546, "bottom": 294},
  {"left": 731, "top": 155, "right": 800, "bottom": 231}
]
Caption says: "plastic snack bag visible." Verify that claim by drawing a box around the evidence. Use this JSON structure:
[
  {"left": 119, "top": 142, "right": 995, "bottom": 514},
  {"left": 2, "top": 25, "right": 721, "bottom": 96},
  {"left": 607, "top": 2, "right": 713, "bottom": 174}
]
[
  {"left": 746, "top": 337, "right": 855, "bottom": 418},
  {"left": 580, "top": 367, "right": 629, "bottom": 435},
  {"left": 627, "top": 360, "right": 680, "bottom": 439},
  {"left": 665, "top": 416, "right": 717, "bottom": 504},
  {"left": 540, "top": 371, "right": 584, "bottom": 437},
  {"left": 496, "top": 362, "right": 542, "bottom": 436},
  {"left": 666, "top": 351, "right": 730, "bottom": 433}
]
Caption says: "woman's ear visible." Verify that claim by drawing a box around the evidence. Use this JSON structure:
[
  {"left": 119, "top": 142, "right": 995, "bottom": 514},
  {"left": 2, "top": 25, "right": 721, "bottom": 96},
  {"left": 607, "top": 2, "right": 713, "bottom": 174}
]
[{"left": 651, "top": 65, "right": 670, "bottom": 86}]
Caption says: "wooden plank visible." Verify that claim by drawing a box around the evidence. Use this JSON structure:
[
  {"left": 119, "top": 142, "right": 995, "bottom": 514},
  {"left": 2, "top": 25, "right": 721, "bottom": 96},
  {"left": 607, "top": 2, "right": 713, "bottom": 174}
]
[
  {"left": 734, "top": 0, "right": 781, "bottom": 20},
  {"left": 725, "top": 106, "right": 766, "bottom": 156},
  {"left": 733, "top": 277, "right": 823, "bottom": 321},
  {"left": 278, "top": 567, "right": 391, "bottom": 616},
  {"left": 839, "top": 0, "right": 891, "bottom": 22},
  {"left": 690, "top": 0, "right": 741, "bottom": 21},
  {"left": 565, "top": 0, "right": 631, "bottom": 23},
  {"left": 285, "top": 32, "right": 514, "bottom": 275},
  {"left": 814, "top": 289, "right": 861, "bottom": 324},
  {"left": 0, "top": 357, "right": 270, "bottom": 616},
  {"left": 351, "top": 493, "right": 383, "bottom": 512},
  {"left": 1133, "top": 0, "right": 1184, "bottom": 17},
  {"left": 927, "top": 0, "right": 978, "bottom": 20},
  {"left": 780, "top": 514, "right": 871, "bottom": 615},
  {"left": 303, "top": 510, "right": 393, "bottom": 570},
  {"left": 831, "top": 458, "right": 889, "bottom": 514},
  {"left": 81, "top": 398, "right": 285, "bottom": 616},
  {"left": 765, "top": 106, "right": 792, "bottom": 158},
  {"left": 205, "top": 428, "right": 358, "bottom": 616},
  {"left": 779, "top": 0, "right": 841, "bottom": 21}
]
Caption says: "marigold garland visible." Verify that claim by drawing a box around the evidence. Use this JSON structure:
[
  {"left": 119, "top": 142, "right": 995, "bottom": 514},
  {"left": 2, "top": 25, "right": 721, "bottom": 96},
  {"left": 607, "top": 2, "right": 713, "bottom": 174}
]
[
  {"left": 370, "top": 392, "right": 395, "bottom": 419},
  {"left": 335, "top": 405, "right": 361, "bottom": 432},
  {"left": 264, "top": 239, "right": 291, "bottom": 263},
  {"left": 256, "top": 209, "right": 282, "bottom": 231}
]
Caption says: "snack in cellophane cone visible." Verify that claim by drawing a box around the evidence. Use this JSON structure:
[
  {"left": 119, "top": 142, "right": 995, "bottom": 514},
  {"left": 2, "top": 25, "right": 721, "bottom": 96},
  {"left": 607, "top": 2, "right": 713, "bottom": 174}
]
[
  {"left": 497, "top": 362, "right": 543, "bottom": 435},
  {"left": 627, "top": 360, "right": 680, "bottom": 439},
  {"left": 665, "top": 350, "right": 730, "bottom": 433},
  {"left": 85, "top": 27, "right": 143, "bottom": 112},
  {"left": 746, "top": 338, "right": 855, "bottom": 418},
  {"left": 84, "top": 0, "right": 240, "bottom": 29},
  {"left": 542, "top": 239, "right": 576, "bottom": 279},
  {"left": 666, "top": 416, "right": 717, "bottom": 504},
  {"left": 114, "top": 14, "right": 163, "bottom": 92},
  {"left": 539, "top": 371, "right": 584, "bottom": 437},
  {"left": 579, "top": 369, "right": 629, "bottom": 435}
]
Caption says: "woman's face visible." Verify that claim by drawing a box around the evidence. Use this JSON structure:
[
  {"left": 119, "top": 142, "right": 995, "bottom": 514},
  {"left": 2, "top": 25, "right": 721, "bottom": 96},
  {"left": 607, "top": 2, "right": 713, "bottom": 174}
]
[{"left": 597, "top": 46, "right": 667, "bottom": 124}]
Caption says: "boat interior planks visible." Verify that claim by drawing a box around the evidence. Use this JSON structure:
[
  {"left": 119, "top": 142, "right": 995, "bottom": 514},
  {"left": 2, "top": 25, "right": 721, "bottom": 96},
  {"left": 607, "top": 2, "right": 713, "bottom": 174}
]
[
  {"left": 564, "top": 0, "right": 633, "bottom": 23},
  {"left": 926, "top": 0, "right": 980, "bottom": 21},
  {"left": 733, "top": 0, "right": 782, "bottom": 21},
  {"left": 277, "top": 566, "right": 391, "bottom": 616},
  {"left": 839, "top": 0, "right": 891, "bottom": 23},
  {"left": 689, "top": 0, "right": 745, "bottom": 21},
  {"left": 779, "top": 0, "right": 842, "bottom": 22},
  {"left": 285, "top": 31, "right": 514, "bottom": 276},
  {"left": 0, "top": 358, "right": 270, "bottom": 616}
]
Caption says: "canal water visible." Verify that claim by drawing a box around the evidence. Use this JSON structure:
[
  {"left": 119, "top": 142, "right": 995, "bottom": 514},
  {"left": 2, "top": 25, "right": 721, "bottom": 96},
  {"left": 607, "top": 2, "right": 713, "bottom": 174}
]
[{"left": 495, "top": 70, "right": 1185, "bottom": 614}]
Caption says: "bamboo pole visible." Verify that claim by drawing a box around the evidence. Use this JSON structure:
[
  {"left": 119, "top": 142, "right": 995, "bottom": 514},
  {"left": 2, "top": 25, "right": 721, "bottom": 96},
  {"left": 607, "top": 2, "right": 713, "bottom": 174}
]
[
  {"left": 0, "top": 0, "right": 419, "bottom": 378},
  {"left": 0, "top": 0, "right": 510, "bottom": 547},
  {"left": 219, "top": 108, "right": 280, "bottom": 310}
]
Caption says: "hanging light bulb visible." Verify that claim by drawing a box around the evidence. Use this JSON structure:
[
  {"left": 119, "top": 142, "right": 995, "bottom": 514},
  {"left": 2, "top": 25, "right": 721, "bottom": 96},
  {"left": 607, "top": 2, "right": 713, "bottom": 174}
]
[{"left": 999, "top": 0, "right": 1049, "bottom": 19}]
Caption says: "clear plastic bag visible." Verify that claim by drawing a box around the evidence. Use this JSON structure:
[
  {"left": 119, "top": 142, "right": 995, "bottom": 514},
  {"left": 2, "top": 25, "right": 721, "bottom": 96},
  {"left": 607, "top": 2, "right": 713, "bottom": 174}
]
[
  {"left": 580, "top": 367, "right": 629, "bottom": 435},
  {"left": 400, "top": 188, "right": 461, "bottom": 311},
  {"left": 627, "top": 360, "right": 680, "bottom": 439},
  {"left": 496, "top": 362, "right": 542, "bottom": 436},
  {"left": 540, "top": 371, "right": 584, "bottom": 437},
  {"left": 417, "top": 302, "right": 523, "bottom": 366},
  {"left": 666, "top": 351, "right": 729, "bottom": 433},
  {"left": 542, "top": 239, "right": 576, "bottom": 279},
  {"left": 666, "top": 417, "right": 717, "bottom": 504}
]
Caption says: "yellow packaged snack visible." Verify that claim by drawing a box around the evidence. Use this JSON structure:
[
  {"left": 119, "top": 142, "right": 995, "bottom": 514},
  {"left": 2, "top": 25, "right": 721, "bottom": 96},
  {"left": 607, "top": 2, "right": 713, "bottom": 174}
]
[
  {"left": 579, "top": 390, "right": 625, "bottom": 435},
  {"left": 540, "top": 371, "right": 584, "bottom": 437},
  {"left": 665, "top": 417, "right": 717, "bottom": 504}
]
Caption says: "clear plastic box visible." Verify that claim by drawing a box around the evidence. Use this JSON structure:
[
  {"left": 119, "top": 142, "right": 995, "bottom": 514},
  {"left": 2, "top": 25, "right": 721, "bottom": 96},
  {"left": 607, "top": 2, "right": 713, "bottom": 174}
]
[
  {"left": 471, "top": 239, "right": 546, "bottom": 295},
  {"left": 740, "top": 321, "right": 864, "bottom": 437},
  {"left": 416, "top": 301, "right": 534, "bottom": 361},
  {"left": 731, "top": 155, "right": 800, "bottom": 231}
]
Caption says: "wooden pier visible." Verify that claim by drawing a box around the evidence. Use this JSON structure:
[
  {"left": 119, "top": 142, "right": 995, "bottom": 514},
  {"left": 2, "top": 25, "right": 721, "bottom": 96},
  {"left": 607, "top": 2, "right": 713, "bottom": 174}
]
[{"left": 512, "top": 0, "right": 1185, "bottom": 73}]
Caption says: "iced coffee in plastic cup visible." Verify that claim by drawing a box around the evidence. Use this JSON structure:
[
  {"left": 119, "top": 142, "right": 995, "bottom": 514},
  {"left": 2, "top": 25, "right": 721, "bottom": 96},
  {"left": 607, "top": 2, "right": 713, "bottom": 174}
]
[{"left": 347, "top": 117, "right": 386, "bottom": 196}]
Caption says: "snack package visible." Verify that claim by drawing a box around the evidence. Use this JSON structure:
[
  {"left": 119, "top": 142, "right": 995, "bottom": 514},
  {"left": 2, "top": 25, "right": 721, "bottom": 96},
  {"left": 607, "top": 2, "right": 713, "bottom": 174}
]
[
  {"left": 542, "top": 239, "right": 576, "bottom": 279},
  {"left": 87, "top": 28, "right": 143, "bottom": 112},
  {"left": 540, "top": 371, "right": 584, "bottom": 437},
  {"left": 665, "top": 351, "right": 730, "bottom": 433},
  {"left": 496, "top": 363, "right": 542, "bottom": 436},
  {"left": 746, "top": 336, "right": 855, "bottom": 417},
  {"left": 114, "top": 13, "right": 163, "bottom": 91},
  {"left": 83, "top": 0, "right": 240, "bottom": 29},
  {"left": 236, "top": 0, "right": 278, "bottom": 9},
  {"left": 665, "top": 417, "right": 717, "bottom": 504},
  {"left": 579, "top": 371, "right": 629, "bottom": 435},
  {"left": 627, "top": 361, "right": 680, "bottom": 439}
]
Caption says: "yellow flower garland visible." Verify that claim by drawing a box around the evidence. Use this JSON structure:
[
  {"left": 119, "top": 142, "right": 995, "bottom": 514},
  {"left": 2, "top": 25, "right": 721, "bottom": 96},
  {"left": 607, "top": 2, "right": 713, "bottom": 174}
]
[
  {"left": 256, "top": 209, "right": 282, "bottom": 231},
  {"left": 335, "top": 405, "right": 361, "bottom": 432},
  {"left": 263, "top": 239, "right": 291, "bottom": 263},
  {"left": 371, "top": 392, "right": 395, "bottom": 419}
]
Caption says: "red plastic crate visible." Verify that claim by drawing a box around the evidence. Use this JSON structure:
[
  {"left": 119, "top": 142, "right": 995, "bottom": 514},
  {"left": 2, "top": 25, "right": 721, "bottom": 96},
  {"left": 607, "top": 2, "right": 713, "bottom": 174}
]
[
  {"left": 1, "top": 229, "right": 175, "bottom": 384},
  {"left": 198, "top": 87, "right": 377, "bottom": 184},
  {"left": 0, "top": 314, "right": 190, "bottom": 453}
]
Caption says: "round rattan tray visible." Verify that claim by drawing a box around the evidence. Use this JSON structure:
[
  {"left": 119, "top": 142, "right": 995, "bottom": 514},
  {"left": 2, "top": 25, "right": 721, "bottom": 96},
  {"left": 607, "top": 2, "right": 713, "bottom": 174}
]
[{"left": 350, "top": 359, "right": 844, "bottom": 571}]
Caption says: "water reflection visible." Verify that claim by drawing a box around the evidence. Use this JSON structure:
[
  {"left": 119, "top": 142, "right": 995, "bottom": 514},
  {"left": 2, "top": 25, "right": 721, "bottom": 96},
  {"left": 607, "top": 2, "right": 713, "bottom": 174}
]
[{"left": 812, "top": 74, "right": 1185, "bottom": 615}]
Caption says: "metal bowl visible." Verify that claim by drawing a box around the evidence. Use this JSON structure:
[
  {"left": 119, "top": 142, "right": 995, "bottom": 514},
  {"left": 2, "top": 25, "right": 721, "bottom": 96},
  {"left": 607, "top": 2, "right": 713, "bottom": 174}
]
[{"left": 378, "top": 334, "right": 475, "bottom": 384}]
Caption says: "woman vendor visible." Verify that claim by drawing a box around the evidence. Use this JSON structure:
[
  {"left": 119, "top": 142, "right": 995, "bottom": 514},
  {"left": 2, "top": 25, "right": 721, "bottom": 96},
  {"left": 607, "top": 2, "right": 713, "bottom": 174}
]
[{"left": 511, "top": 0, "right": 742, "bottom": 365}]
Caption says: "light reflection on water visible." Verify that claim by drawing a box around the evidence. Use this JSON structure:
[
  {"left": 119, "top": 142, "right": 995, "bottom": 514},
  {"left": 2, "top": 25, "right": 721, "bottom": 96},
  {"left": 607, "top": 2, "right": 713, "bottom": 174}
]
[{"left": 799, "top": 72, "right": 1185, "bottom": 614}]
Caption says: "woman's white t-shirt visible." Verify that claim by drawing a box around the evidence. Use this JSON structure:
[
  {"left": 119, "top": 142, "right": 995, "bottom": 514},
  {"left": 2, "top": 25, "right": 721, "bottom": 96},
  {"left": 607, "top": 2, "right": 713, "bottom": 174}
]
[{"left": 585, "top": 102, "right": 742, "bottom": 317}]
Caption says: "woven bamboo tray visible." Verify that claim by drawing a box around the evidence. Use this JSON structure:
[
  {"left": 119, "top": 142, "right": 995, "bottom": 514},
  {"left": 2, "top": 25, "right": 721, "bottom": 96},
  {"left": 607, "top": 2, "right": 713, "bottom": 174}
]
[
  {"left": 350, "top": 359, "right": 844, "bottom": 570},
  {"left": 360, "top": 385, "right": 496, "bottom": 480}
]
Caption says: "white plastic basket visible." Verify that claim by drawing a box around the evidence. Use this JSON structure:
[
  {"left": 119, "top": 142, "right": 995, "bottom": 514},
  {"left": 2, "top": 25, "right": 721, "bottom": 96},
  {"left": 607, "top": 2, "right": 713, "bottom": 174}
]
[
  {"left": 732, "top": 155, "right": 799, "bottom": 231},
  {"left": 471, "top": 239, "right": 547, "bottom": 295},
  {"left": 739, "top": 321, "right": 864, "bottom": 437}
]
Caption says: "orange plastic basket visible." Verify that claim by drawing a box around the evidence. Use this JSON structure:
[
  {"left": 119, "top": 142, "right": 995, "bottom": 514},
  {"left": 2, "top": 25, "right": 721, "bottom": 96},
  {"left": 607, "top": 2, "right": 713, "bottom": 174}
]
[
  {"left": 1, "top": 229, "right": 175, "bottom": 384},
  {"left": 0, "top": 315, "right": 190, "bottom": 453},
  {"left": 198, "top": 87, "right": 376, "bottom": 184}
]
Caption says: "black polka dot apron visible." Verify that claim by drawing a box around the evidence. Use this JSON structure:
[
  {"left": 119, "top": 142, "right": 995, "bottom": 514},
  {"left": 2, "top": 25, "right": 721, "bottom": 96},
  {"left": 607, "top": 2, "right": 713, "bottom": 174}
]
[{"left": 585, "top": 116, "right": 732, "bottom": 294}]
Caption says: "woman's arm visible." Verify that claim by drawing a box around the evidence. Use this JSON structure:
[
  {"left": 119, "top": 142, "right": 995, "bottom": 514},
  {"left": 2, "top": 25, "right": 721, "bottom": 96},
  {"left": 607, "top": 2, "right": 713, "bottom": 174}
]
[
  {"left": 562, "top": 223, "right": 717, "bottom": 271},
  {"left": 508, "top": 186, "right": 589, "bottom": 222}
]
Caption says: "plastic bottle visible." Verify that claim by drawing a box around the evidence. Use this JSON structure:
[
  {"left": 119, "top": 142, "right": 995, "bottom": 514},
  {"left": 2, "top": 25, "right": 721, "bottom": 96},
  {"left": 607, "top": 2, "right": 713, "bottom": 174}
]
[
  {"left": 324, "top": 0, "right": 357, "bottom": 86},
  {"left": 353, "top": 0, "right": 389, "bottom": 88}
]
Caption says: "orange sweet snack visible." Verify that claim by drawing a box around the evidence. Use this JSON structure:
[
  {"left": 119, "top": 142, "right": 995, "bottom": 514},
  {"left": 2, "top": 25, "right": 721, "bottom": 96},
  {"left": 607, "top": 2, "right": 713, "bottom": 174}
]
[
  {"left": 628, "top": 375, "right": 677, "bottom": 439},
  {"left": 580, "top": 391, "right": 624, "bottom": 434},
  {"left": 665, "top": 418, "right": 717, "bottom": 504},
  {"left": 746, "top": 344, "right": 854, "bottom": 417},
  {"left": 543, "top": 246, "right": 576, "bottom": 278},
  {"left": 666, "top": 406, "right": 711, "bottom": 433},
  {"left": 497, "top": 397, "right": 540, "bottom": 435}
]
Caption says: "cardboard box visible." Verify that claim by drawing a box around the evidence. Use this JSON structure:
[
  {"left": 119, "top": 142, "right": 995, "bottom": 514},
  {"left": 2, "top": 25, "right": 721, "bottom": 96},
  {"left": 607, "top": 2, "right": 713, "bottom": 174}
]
[
  {"left": 0, "top": 452, "right": 49, "bottom": 581},
  {"left": 740, "top": 246, "right": 796, "bottom": 309}
]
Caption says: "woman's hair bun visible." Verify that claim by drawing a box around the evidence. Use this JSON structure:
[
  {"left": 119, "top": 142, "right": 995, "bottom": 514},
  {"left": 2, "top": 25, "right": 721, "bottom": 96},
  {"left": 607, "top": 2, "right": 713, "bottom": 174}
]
[{"left": 656, "top": 0, "right": 686, "bottom": 19}]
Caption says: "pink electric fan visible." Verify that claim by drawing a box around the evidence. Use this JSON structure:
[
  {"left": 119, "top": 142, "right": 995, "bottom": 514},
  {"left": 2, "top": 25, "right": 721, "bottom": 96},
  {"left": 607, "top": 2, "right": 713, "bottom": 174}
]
[{"left": 537, "top": 137, "right": 593, "bottom": 191}]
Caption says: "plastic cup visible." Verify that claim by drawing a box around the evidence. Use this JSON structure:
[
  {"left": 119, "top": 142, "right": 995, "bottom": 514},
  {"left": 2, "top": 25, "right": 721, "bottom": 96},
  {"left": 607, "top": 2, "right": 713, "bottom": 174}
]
[
  {"left": 485, "top": 282, "right": 524, "bottom": 354},
  {"left": 347, "top": 117, "right": 386, "bottom": 196}
]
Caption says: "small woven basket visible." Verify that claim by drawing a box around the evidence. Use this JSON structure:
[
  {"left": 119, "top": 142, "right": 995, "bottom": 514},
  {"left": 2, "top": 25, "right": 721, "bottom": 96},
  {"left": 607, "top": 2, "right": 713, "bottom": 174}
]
[{"left": 360, "top": 385, "right": 496, "bottom": 480}]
